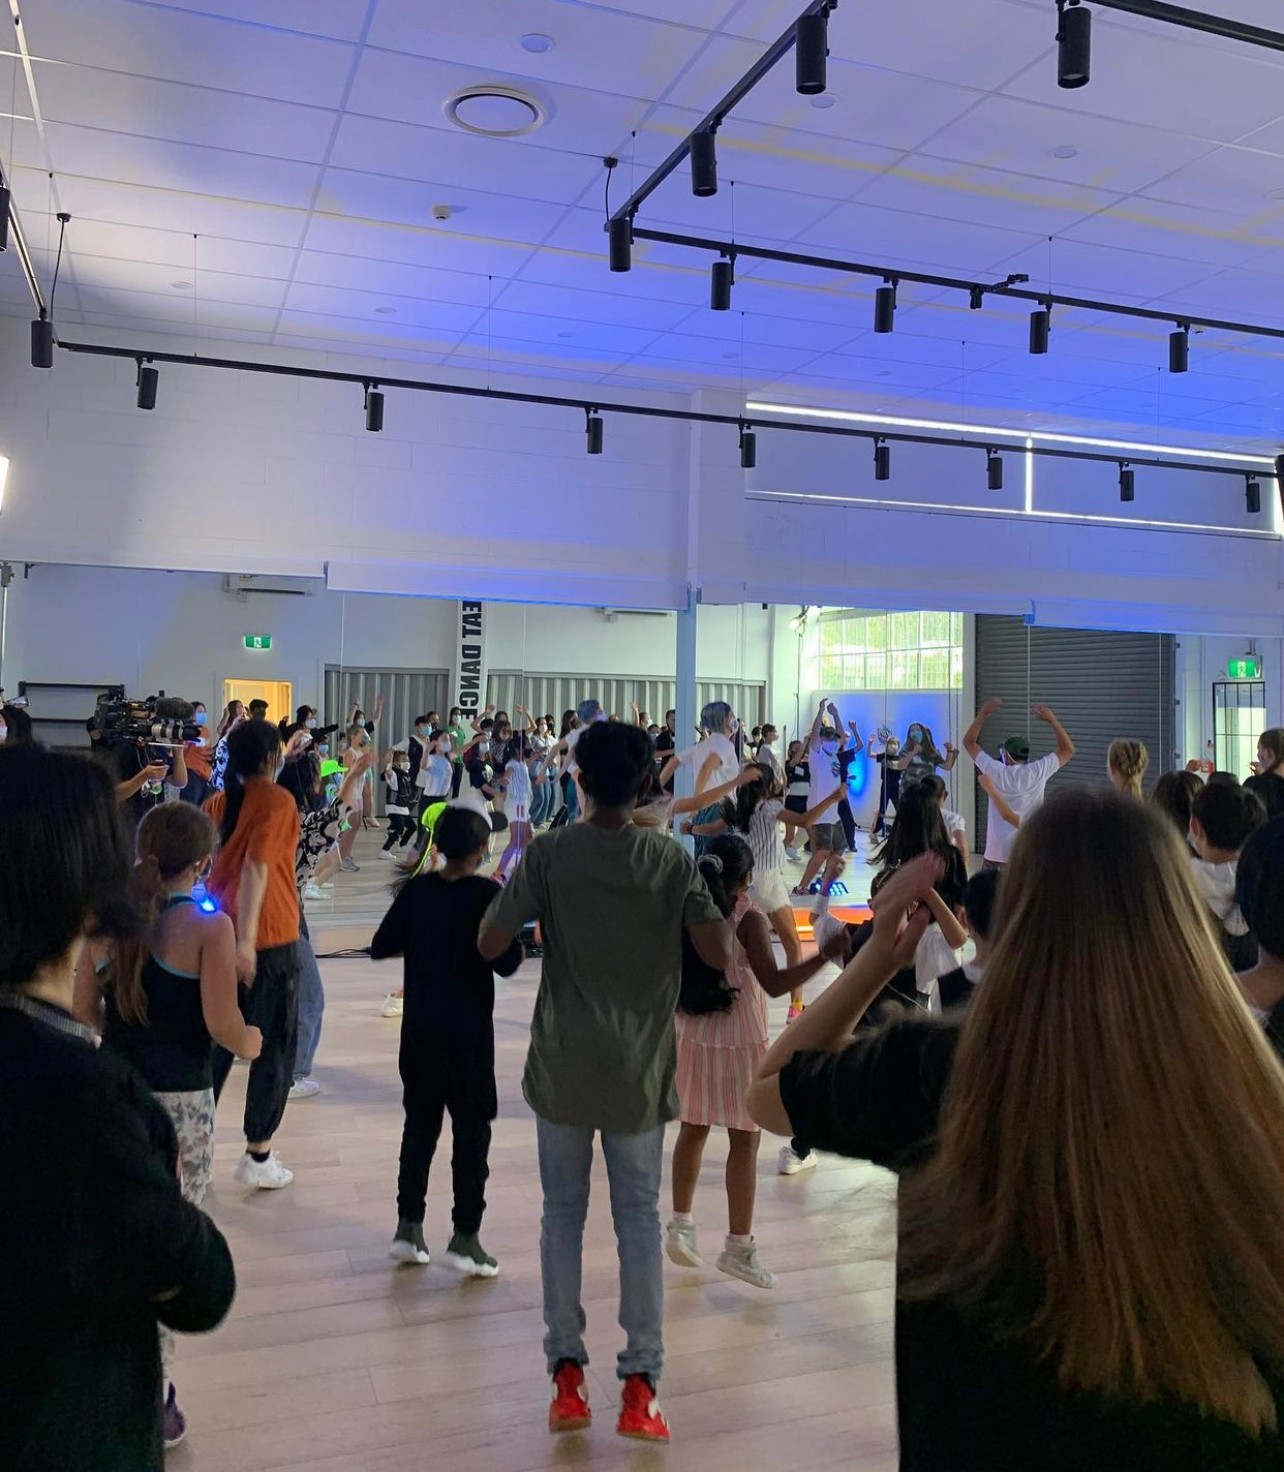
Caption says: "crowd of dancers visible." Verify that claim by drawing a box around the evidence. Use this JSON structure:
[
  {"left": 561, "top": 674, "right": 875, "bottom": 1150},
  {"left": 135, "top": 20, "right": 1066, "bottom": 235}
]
[{"left": 6, "top": 688, "right": 1284, "bottom": 1469}]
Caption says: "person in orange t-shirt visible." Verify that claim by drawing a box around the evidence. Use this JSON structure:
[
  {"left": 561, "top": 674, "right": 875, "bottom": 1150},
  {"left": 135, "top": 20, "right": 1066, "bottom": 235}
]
[{"left": 204, "top": 719, "right": 302, "bottom": 1191}]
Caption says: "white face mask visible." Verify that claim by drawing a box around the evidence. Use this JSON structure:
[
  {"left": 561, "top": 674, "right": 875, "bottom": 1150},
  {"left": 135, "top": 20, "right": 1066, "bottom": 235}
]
[
  {"left": 305, "top": 718, "right": 317, "bottom": 730},
  {"left": 0, "top": 723, "right": 7, "bottom": 743}
]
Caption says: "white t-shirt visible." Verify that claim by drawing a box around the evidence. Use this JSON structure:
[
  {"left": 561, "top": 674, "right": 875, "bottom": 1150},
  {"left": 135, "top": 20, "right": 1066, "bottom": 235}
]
[
  {"left": 504, "top": 759, "right": 532, "bottom": 821},
  {"left": 808, "top": 738, "right": 845, "bottom": 822},
  {"left": 917, "top": 925, "right": 965, "bottom": 1014},
  {"left": 677, "top": 732, "right": 739, "bottom": 793},
  {"left": 563, "top": 725, "right": 585, "bottom": 778},
  {"left": 418, "top": 753, "right": 453, "bottom": 797},
  {"left": 942, "top": 807, "right": 967, "bottom": 840},
  {"left": 974, "top": 749, "right": 1061, "bottom": 863}
]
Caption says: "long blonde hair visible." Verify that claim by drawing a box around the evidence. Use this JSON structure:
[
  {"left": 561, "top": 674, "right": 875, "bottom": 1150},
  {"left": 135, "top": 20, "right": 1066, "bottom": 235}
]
[
  {"left": 1107, "top": 737, "right": 1149, "bottom": 798},
  {"left": 900, "top": 790, "right": 1284, "bottom": 1432}
]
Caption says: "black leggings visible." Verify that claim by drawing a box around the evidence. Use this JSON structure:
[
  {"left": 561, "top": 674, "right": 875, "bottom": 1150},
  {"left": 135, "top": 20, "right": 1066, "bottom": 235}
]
[
  {"left": 211, "top": 941, "right": 300, "bottom": 1144},
  {"left": 397, "top": 1034, "right": 495, "bottom": 1234},
  {"left": 382, "top": 813, "right": 416, "bottom": 849}
]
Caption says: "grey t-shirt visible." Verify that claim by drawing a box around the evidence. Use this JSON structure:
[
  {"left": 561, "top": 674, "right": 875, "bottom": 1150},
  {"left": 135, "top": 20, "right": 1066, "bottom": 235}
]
[{"left": 484, "top": 822, "right": 723, "bottom": 1133}]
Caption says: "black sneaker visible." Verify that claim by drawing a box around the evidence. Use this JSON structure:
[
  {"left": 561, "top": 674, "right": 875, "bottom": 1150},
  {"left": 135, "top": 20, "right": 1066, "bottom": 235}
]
[
  {"left": 443, "top": 1231, "right": 499, "bottom": 1278},
  {"left": 388, "top": 1220, "right": 430, "bottom": 1266}
]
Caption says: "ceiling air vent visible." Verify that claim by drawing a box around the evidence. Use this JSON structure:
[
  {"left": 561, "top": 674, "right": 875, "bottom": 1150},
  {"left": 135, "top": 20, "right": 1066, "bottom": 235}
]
[{"left": 443, "top": 85, "right": 548, "bottom": 138}]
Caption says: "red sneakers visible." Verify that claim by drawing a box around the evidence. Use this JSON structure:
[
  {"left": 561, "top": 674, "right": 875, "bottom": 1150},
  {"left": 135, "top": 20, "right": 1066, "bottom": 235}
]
[
  {"left": 616, "top": 1374, "right": 671, "bottom": 1442},
  {"left": 548, "top": 1361, "right": 591, "bottom": 1434}
]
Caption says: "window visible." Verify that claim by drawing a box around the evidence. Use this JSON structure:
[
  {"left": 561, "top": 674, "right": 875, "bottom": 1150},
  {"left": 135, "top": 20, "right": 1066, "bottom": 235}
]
[{"left": 817, "top": 610, "right": 964, "bottom": 691}]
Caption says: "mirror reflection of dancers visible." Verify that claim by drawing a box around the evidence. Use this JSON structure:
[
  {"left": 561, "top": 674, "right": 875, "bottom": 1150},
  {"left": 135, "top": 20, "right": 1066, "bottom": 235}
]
[
  {"left": 898, "top": 722, "right": 958, "bottom": 791},
  {"left": 836, "top": 720, "right": 865, "bottom": 853},
  {"left": 782, "top": 740, "right": 810, "bottom": 863},
  {"left": 869, "top": 728, "right": 902, "bottom": 839},
  {"left": 494, "top": 732, "right": 550, "bottom": 885}
]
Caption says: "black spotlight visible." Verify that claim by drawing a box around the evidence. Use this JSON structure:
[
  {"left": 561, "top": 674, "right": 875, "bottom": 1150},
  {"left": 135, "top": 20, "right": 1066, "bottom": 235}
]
[
  {"left": 874, "top": 440, "right": 891, "bottom": 482},
  {"left": 795, "top": 10, "right": 828, "bottom": 96},
  {"left": 690, "top": 128, "right": 718, "bottom": 198},
  {"left": 1029, "top": 306, "right": 1050, "bottom": 355},
  {"left": 1057, "top": 1, "right": 1091, "bottom": 89},
  {"left": 1169, "top": 325, "right": 1189, "bottom": 374},
  {"left": 711, "top": 257, "right": 734, "bottom": 311},
  {"left": 30, "top": 312, "right": 53, "bottom": 369},
  {"left": 987, "top": 450, "right": 1004, "bottom": 491},
  {"left": 0, "top": 183, "right": 9, "bottom": 254},
  {"left": 586, "top": 408, "right": 604, "bottom": 455},
  {"left": 608, "top": 214, "right": 632, "bottom": 273},
  {"left": 740, "top": 426, "right": 757, "bottom": 470},
  {"left": 969, "top": 286, "right": 985, "bottom": 310},
  {"left": 874, "top": 282, "right": 897, "bottom": 334},
  {"left": 1119, "top": 463, "right": 1135, "bottom": 503},
  {"left": 1247, "top": 476, "right": 1262, "bottom": 515},
  {"left": 136, "top": 360, "right": 158, "bottom": 411},
  {"left": 364, "top": 384, "right": 384, "bottom": 432}
]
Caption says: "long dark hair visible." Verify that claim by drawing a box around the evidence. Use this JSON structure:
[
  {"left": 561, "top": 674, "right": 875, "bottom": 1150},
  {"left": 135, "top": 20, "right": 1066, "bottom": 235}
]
[
  {"left": 0, "top": 745, "right": 137, "bottom": 990},
  {"left": 872, "top": 779, "right": 964, "bottom": 890},
  {"left": 721, "top": 762, "right": 776, "bottom": 834},
  {"left": 220, "top": 719, "right": 281, "bottom": 843},
  {"left": 697, "top": 833, "right": 754, "bottom": 918},
  {"left": 906, "top": 721, "right": 944, "bottom": 767},
  {"left": 559, "top": 709, "right": 578, "bottom": 739},
  {"left": 113, "top": 804, "right": 218, "bottom": 1025}
]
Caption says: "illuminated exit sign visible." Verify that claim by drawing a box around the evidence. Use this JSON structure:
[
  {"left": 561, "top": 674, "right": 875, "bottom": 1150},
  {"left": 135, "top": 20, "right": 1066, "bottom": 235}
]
[
  {"left": 244, "top": 634, "right": 272, "bottom": 651},
  {"left": 1227, "top": 655, "right": 1261, "bottom": 680}
]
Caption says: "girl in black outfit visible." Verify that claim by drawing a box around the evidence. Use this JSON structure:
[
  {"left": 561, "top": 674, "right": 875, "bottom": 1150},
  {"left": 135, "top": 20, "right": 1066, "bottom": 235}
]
[
  {"left": 751, "top": 793, "right": 1284, "bottom": 1472},
  {"left": 1247, "top": 726, "right": 1284, "bottom": 819},
  {"left": 0, "top": 744, "right": 235, "bottom": 1472},
  {"left": 372, "top": 806, "right": 524, "bottom": 1278}
]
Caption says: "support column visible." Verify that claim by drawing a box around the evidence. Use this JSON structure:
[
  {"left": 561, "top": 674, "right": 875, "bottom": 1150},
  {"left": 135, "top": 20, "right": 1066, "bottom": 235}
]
[{"left": 674, "top": 586, "right": 698, "bottom": 851}]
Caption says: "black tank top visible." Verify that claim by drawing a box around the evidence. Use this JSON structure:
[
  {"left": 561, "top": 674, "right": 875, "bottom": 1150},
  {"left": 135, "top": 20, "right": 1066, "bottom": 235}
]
[{"left": 102, "top": 897, "right": 213, "bottom": 1092}]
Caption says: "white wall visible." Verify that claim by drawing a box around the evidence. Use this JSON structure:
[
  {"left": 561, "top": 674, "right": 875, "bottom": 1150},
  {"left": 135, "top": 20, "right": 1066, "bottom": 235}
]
[
  {"left": 0, "top": 563, "right": 777, "bottom": 719},
  {"left": 1175, "top": 634, "right": 1284, "bottom": 771}
]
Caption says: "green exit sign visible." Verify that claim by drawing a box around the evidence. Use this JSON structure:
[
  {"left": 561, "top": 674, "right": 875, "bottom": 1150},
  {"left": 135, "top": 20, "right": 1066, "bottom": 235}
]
[
  {"left": 1228, "top": 655, "right": 1261, "bottom": 680},
  {"left": 244, "top": 634, "right": 272, "bottom": 651}
]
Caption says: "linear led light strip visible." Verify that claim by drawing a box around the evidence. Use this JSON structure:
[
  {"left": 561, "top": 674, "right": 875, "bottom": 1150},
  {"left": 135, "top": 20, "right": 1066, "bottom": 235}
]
[
  {"left": 746, "top": 486, "right": 1280, "bottom": 538},
  {"left": 745, "top": 400, "right": 1277, "bottom": 467}
]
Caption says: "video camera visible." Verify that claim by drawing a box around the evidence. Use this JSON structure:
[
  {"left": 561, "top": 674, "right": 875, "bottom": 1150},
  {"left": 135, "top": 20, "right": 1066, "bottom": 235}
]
[{"left": 87, "top": 690, "right": 200, "bottom": 748}]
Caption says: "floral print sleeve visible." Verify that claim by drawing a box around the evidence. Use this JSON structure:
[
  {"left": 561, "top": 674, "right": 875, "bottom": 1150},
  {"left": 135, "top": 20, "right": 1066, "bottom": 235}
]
[{"left": 295, "top": 800, "right": 349, "bottom": 891}]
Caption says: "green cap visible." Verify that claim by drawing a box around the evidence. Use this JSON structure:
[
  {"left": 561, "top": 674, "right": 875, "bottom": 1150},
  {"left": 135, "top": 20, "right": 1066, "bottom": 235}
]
[{"left": 1003, "top": 735, "right": 1030, "bottom": 761}]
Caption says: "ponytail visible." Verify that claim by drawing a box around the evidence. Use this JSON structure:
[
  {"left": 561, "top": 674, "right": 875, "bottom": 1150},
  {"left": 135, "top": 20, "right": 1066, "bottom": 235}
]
[
  {"left": 722, "top": 763, "right": 771, "bottom": 837},
  {"left": 1108, "top": 738, "right": 1150, "bottom": 801},
  {"left": 110, "top": 802, "right": 218, "bottom": 1025}
]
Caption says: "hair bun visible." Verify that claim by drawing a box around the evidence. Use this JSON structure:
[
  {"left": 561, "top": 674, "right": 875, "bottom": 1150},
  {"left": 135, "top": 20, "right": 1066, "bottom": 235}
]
[{"left": 699, "top": 853, "right": 724, "bottom": 874}]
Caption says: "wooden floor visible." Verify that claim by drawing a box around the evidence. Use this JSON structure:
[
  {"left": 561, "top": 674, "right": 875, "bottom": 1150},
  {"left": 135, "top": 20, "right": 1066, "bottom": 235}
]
[{"left": 173, "top": 829, "right": 900, "bottom": 1472}]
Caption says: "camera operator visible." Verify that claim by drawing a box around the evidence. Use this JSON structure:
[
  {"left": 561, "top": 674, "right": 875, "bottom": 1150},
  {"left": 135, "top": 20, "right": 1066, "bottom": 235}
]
[
  {"left": 180, "top": 700, "right": 214, "bottom": 806},
  {"left": 87, "top": 695, "right": 194, "bottom": 829}
]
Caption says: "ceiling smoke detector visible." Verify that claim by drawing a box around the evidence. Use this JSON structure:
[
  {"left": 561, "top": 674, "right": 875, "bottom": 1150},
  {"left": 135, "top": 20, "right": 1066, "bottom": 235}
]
[{"left": 444, "top": 84, "right": 548, "bottom": 137}]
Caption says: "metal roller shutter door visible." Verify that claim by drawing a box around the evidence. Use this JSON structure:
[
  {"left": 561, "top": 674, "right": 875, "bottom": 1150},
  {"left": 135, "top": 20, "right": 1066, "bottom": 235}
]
[
  {"left": 323, "top": 666, "right": 450, "bottom": 815},
  {"left": 486, "top": 673, "right": 766, "bottom": 729},
  {"left": 973, "top": 617, "right": 1175, "bottom": 850}
]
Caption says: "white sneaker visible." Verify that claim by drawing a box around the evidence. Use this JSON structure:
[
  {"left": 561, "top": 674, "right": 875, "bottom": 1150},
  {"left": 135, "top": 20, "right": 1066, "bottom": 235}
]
[
  {"left": 233, "top": 1151, "right": 294, "bottom": 1190},
  {"left": 303, "top": 883, "right": 328, "bottom": 902},
  {"left": 776, "top": 1143, "right": 817, "bottom": 1176},
  {"left": 388, "top": 1238, "right": 431, "bottom": 1267},
  {"left": 340, "top": 858, "right": 359, "bottom": 873},
  {"left": 288, "top": 1078, "right": 321, "bottom": 1100},
  {"left": 381, "top": 993, "right": 404, "bottom": 1019},
  {"left": 784, "top": 846, "right": 800, "bottom": 863},
  {"left": 379, "top": 849, "right": 396, "bottom": 860},
  {"left": 717, "top": 1240, "right": 775, "bottom": 1290},
  {"left": 665, "top": 1219, "right": 703, "bottom": 1268}
]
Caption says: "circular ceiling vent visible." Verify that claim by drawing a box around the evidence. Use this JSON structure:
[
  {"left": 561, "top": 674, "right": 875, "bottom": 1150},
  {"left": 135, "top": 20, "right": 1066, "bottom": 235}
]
[{"left": 444, "top": 85, "right": 548, "bottom": 137}]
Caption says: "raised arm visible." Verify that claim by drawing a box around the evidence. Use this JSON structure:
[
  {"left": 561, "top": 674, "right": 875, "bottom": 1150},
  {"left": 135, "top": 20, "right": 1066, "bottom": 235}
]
[
  {"left": 1033, "top": 704, "right": 1075, "bottom": 766},
  {"left": 739, "top": 908, "right": 843, "bottom": 999},
  {"left": 847, "top": 720, "right": 865, "bottom": 756},
  {"left": 978, "top": 770, "right": 1021, "bottom": 829},
  {"left": 963, "top": 697, "right": 1002, "bottom": 761},
  {"left": 941, "top": 741, "right": 958, "bottom": 772},
  {"left": 338, "top": 749, "right": 376, "bottom": 809},
  {"left": 809, "top": 698, "right": 827, "bottom": 748},
  {"left": 670, "top": 766, "right": 755, "bottom": 817}
]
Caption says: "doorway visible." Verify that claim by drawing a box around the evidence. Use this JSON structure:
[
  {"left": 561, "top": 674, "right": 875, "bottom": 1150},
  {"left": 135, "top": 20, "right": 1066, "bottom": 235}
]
[
  {"left": 1213, "top": 679, "right": 1266, "bottom": 778},
  {"left": 223, "top": 678, "right": 293, "bottom": 725}
]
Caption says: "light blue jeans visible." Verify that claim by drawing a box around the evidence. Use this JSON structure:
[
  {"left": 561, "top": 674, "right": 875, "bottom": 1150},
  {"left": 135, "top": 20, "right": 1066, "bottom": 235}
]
[
  {"left": 536, "top": 1116, "right": 665, "bottom": 1383},
  {"left": 293, "top": 933, "right": 325, "bottom": 1081}
]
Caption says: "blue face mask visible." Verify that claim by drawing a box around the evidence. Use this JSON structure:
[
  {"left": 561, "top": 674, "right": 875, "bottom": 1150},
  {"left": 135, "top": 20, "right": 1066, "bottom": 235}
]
[
  {"left": 193, "top": 710, "right": 207, "bottom": 727},
  {"left": 318, "top": 743, "right": 329, "bottom": 756}
]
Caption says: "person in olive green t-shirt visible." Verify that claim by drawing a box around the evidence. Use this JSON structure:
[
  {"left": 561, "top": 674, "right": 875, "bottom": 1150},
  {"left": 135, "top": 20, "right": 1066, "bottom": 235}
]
[
  {"left": 480, "top": 721, "right": 729, "bottom": 1440},
  {"left": 445, "top": 707, "right": 471, "bottom": 798}
]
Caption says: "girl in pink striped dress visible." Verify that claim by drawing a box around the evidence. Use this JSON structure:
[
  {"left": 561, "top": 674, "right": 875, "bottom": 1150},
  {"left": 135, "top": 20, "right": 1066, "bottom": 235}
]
[{"left": 667, "top": 834, "right": 839, "bottom": 1289}]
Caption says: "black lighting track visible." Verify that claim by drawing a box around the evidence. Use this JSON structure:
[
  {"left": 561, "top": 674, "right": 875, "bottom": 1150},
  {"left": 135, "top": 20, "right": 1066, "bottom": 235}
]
[
  {"left": 52, "top": 338, "right": 1265, "bottom": 481},
  {"left": 1092, "top": 0, "right": 1284, "bottom": 52},
  {"left": 606, "top": 0, "right": 1284, "bottom": 354},
  {"left": 611, "top": 0, "right": 835, "bottom": 226},
  {"left": 630, "top": 226, "right": 1284, "bottom": 344}
]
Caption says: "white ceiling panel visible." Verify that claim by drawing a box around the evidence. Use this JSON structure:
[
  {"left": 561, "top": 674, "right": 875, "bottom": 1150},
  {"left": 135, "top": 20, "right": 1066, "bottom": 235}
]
[
  {"left": 21, "top": 0, "right": 356, "bottom": 106},
  {"left": 281, "top": 282, "right": 481, "bottom": 334},
  {"left": 315, "top": 167, "right": 568, "bottom": 241},
  {"left": 291, "top": 251, "right": 493, "bottom": 308},
  {"left": 1148, "top": 269, "right": 1284, "bottom": 329},
  {"left": 852, "top": 160, "right": 1123, "bottom": 239},
  {"left": 327, "top": 114, "right": 600, "bottom": 206},
  {"left": 129, "top": 0, "right": 371, "bottom": 43},
  {"left": 1136, "top": 145, "right": 1284, "bottom": 217},
  {"left": 794, "top": 198, "right": 1044, "bottom": 273},
  {"left": 1058, "top": 199, "right": 1281, "bottom": 271},
  {"left": 491, "top": 278, "right": 696, "bottom": 332},
  {"left": 60, "top": 256, "right": 290, "bottom": 307},
  {"left": 1001, "top": 24, "right": 1284, "bottom": 145},
  {"left": 32, "top": 61, "right": 338, "bottom": 163},
  {"left": 513, "top": 248, "right": 712, "bottom": 306},
  {"left": 982, "top": 237, "right": 1224, "bottom": 300},
  {"left": 300, "top": 213, "right": 540, "bottom": 281},
  {"left": 915, "top": 94, "right": 1223, "bottom": 196}
]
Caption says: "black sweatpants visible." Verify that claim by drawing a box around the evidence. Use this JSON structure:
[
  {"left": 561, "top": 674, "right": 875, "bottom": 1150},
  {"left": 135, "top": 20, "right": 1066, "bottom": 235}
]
[
  {"left": 212, "top": 941, "right": 300, "bottom": 1144},
  {"left": 838, "top": 796, "right": 857, "bottom": 851},
  {"left": 396, "top": 1032, "right": 495, "bottom": 1234},
  {"left": 382, "top": 813, "right": 416, "bottom": 849}
]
